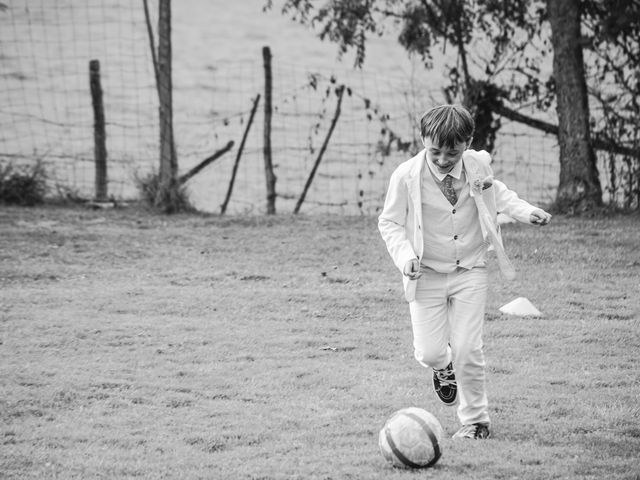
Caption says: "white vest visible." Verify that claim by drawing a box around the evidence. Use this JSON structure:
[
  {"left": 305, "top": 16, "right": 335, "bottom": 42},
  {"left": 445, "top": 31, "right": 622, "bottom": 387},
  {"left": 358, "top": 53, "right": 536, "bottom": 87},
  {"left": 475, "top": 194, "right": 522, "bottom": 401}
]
[{"left": 420, "top": 168, "right": 488, "bottom": 273}]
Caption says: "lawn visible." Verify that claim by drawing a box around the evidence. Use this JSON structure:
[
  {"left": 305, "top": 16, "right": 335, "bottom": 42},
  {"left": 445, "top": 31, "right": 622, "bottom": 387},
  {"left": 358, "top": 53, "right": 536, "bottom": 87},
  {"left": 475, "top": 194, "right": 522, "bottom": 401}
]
[{"left": 1, "top": 205, "right": 639, "bottom": 479}]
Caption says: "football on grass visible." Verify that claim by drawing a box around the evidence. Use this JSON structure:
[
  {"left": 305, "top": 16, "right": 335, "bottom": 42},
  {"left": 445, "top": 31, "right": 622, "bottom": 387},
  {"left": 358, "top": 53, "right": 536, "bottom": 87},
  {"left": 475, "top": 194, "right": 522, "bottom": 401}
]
[{"left": 378, "top": 407, "right": 443, "bottom": 469}]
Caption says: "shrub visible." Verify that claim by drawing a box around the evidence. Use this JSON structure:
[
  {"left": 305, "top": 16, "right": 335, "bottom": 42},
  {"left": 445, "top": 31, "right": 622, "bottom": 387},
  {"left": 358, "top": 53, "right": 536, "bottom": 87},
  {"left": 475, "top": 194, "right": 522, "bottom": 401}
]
[
  {"left": 0, "top": 161, "right": 47, "bottom": 206},
  {"left": 134, "top": 170, "right": 194, "bottom": 213}
]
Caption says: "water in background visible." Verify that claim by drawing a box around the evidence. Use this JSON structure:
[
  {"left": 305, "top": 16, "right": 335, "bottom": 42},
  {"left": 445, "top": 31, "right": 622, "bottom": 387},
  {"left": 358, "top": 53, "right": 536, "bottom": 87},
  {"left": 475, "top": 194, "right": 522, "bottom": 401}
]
[{"left": 0, "top": 0, "right": 560, "bottom": 214}]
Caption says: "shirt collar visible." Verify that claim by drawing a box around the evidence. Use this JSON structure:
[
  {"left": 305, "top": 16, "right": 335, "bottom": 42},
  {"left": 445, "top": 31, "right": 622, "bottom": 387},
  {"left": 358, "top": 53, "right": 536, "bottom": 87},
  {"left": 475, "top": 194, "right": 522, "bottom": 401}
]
[{"left": 425, "top": 152, "right": 463, "bottom": 181}]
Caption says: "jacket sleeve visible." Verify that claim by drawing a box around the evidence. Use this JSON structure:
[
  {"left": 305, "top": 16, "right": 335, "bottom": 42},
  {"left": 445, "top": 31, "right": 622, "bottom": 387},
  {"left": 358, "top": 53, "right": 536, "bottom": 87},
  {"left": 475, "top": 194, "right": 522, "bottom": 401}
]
[
  {"left": 492, "top": 179, "right": 537, "bottom": 223},
  {"left": 467, "top": 150, "right": 536, "bottom": 223},
  {"left": 378, "top": 167, "right": 418, "bottom": 272}
]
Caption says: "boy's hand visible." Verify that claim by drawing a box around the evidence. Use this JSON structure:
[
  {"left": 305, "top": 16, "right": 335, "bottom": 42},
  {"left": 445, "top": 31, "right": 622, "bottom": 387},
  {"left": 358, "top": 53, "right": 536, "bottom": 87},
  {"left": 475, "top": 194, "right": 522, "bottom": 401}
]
[
  {"left": 403, "top": 258, "right": 422, "bottom": 280},
  {"left": 530, "top": 209, "right": 552, "bottom": 226}
]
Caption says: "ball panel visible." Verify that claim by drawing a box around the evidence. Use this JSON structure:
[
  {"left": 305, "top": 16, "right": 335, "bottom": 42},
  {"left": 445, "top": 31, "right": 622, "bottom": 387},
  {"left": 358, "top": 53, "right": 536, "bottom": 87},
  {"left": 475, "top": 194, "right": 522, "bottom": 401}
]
[
  {"left": 400, "top": 407, "right": 445, "bottom": 439},
  {"left": 402, "top": 411, "right": 441, "bottom": 467},
  {"left": 378, "top": 428, "right": 394, "bottom": 465},
  {"left": 379, "top": 426, "right": 406, "bottom": 468},
  {"left": 378, "top": 408, "right": 444, "bottom": 469},
  {"left": 383, "top": 424, "right": 425, "bottom": 468}
]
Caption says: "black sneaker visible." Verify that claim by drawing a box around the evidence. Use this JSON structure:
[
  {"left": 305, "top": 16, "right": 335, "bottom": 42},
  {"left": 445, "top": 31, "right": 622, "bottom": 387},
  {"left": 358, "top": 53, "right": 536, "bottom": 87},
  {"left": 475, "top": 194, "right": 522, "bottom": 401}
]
[
  {"left": 432, "top": 362, "right": 457, "bottom": 405},
  {"left": 452, "top": 423, "right": 491, "bottom": 439}
]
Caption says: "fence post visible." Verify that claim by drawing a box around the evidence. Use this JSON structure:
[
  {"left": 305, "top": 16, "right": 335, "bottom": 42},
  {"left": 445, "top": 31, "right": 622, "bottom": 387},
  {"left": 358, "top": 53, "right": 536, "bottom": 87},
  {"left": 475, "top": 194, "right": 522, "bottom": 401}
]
[
  {"left": 221, "top": 94, "right": 261, "bottom": 215},
  {"left": 262, "top": 46, "right": 276, "bottom": 214},
  {"left": 294, "top": 85, "right": 346, "bottom": 214},
  {"left": 89, "top": 59, "right": 108, "bottom": 202}
]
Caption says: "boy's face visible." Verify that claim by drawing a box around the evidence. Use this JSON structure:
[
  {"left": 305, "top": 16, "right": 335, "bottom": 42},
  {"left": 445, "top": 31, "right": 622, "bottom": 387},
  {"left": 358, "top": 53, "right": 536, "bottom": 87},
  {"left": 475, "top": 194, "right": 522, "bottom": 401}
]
[{"left": 422, "top": 136, "right": 470, "bottom": 174}]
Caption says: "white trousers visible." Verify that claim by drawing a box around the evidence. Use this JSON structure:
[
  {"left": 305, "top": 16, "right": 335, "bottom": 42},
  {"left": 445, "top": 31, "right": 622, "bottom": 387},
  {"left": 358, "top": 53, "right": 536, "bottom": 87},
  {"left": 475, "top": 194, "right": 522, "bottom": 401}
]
[{"left": 409, "top": 266, "right": 490, "bottom": 426}]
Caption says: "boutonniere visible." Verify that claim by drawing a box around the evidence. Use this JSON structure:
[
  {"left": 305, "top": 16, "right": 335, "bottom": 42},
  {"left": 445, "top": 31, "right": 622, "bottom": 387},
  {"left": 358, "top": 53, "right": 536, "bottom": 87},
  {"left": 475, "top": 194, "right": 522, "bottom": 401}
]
[{"left": 472, "top": 175, "right": 494, "bottom": 194}]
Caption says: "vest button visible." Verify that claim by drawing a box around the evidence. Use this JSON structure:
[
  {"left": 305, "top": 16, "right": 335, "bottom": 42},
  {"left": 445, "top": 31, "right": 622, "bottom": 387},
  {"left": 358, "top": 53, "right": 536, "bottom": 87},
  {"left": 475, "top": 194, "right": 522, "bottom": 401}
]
[
  {"left": 456, "top": 260, "right": 460, "bottom": 265},
  {"left": 454, "top": 235, "right": 458, "bottom": 240},
  {"left": 452, "top": 209, "right": 456, "bottom": 214}
]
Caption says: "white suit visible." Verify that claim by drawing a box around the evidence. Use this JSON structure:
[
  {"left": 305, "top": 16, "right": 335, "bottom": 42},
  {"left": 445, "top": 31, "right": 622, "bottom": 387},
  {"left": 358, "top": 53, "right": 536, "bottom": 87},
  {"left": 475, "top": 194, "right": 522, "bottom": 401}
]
[
  {"left": 378, "top": 148, "right": 537, "bottom": 426},
  {"left": 378, "top": 149, "right": 536, "bottom": 302}
]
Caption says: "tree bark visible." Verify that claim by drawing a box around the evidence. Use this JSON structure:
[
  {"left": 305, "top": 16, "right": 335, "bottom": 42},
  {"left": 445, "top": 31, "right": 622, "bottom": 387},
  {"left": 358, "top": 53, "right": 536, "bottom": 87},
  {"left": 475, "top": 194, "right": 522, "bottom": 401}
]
[
  {"left": 155, "top": 0, "right": 180, "bottom": 212},
  {"left": 546, "top": 0, "right": 602, "bottom": 212}
]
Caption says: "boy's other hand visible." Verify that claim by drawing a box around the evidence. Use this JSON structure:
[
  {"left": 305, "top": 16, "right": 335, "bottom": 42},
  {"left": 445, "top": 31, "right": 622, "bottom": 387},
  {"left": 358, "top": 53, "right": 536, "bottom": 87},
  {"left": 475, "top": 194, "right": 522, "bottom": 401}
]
[
  {"left": 403, "top": 258, "right": 422, "bottom": 280},
  {"left": 530, "top": 209, "right": 552, "bottom": 226}
]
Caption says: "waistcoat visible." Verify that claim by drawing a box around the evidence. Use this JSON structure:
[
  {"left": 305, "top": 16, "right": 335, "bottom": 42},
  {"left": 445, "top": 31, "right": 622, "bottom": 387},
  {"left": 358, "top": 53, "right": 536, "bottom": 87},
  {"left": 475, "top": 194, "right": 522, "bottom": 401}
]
[{"left": 420, "top": 168, "right": 488, "bottom": 273}]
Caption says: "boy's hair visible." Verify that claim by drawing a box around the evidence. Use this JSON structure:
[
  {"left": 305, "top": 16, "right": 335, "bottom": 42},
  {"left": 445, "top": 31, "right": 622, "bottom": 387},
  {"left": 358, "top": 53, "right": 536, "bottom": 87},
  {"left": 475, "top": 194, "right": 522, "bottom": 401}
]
[{"left": 420, "top": 104, "right": 475, "bottom": 148}]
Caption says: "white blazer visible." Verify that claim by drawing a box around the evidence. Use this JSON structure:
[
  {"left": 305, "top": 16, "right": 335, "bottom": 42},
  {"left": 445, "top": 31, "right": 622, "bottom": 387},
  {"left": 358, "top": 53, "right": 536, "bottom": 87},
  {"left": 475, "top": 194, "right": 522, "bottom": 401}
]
[{"left": 378, "top": 149, "right": 537, "bottom": 302}]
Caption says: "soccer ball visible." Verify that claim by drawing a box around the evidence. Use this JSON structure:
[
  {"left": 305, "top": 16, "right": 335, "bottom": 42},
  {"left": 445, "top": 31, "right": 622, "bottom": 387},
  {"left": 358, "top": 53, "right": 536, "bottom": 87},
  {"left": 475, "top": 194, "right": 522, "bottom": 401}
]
[{"left": 378, "top": 407, "right": 443, "bottom": 469}]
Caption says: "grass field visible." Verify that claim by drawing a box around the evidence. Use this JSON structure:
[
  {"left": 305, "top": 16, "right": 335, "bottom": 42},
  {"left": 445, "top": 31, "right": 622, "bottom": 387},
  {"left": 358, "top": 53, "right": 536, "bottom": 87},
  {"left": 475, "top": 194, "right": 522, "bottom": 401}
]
[{"left": 1, "top": 205, "right": 639, "bottom": 479}]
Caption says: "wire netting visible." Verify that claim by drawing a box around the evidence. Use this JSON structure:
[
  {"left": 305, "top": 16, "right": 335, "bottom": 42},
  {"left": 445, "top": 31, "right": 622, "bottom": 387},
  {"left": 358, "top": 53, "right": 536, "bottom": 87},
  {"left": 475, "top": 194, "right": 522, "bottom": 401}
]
[
  {"left": 0, "top": 1, "right": 158, "bottom": 200},
  {"left": 0, "top": 1, "right": 571, "bottom": 215}
]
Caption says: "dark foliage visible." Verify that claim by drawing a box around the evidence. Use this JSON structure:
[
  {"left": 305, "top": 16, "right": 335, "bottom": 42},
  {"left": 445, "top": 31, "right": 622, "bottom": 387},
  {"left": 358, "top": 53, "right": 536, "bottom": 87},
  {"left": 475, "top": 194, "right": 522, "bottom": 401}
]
[{"left": 0, "top": 161, "right": 47, "bottom": 206}]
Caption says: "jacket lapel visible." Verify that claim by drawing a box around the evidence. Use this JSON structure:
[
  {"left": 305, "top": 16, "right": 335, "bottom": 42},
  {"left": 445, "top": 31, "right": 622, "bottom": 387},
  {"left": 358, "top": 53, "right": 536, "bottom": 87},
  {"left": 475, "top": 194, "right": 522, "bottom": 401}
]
[
  {"left": 406, "top": 150, "right": 424, "bottom": 226},
  {"left": 462, "top": 154, "right": 481, "bottom": 197},
  {"left": 406, "top": 150, "right": 424, "bottom": 203},
  {"left": 462, "top": 154, "right": 488, "bottom": 238}
]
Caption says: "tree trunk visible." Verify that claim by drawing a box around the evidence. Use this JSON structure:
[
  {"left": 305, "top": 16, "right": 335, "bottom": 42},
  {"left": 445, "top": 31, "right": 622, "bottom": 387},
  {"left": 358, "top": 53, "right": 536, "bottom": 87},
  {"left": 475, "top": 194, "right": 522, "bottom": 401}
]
[
  {"left": 546, "top": 0, "right": 602, "bottom": 213},
  {"left": 155, "top": 0, "right": 180, "bottom": 212}
]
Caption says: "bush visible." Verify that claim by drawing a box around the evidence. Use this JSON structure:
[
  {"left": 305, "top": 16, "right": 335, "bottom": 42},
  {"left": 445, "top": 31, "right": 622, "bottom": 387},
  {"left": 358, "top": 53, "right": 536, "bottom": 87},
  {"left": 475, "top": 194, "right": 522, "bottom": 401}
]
[
  {"left": 134, "top": 170, "right": 194, "bottom": 213},
  {"left": 0, "top": 161, "right": 47, "bottom": 206}
]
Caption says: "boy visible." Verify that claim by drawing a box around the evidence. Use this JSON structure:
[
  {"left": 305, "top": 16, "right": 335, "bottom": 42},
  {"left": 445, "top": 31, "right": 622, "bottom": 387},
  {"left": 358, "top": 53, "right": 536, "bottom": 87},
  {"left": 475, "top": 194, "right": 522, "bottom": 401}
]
[{"left": 378, "top": 104, "right": 551, "bottom": 440}]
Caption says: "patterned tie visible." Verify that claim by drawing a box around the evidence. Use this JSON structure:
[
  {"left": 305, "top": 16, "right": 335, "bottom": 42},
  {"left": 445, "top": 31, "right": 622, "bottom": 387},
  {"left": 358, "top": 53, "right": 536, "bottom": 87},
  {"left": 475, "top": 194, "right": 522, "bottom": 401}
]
[{"left": 442, "top": 175, "right": 458, "bottom": 205}]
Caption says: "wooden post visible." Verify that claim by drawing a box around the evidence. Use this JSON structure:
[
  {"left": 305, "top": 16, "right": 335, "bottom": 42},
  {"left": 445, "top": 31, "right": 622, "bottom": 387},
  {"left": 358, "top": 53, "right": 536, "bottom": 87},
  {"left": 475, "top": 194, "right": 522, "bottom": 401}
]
[
  {"left": 262, "top": 46, "right": 276, "bottom": 214},
  {"left": 178, "top": 140, "right": 234, "bottom": 185},
  {"left": 155, "top": 0, "right": 179, "bottom": 212},
  {"left": 294, "top": 85, "right": 346, "bottom": 214},
  {"left": 89, "top": 59, "right": 108, "bottom": 202},
  {"left": 221, "top": 94, "right": 261, "bottom": 215}
]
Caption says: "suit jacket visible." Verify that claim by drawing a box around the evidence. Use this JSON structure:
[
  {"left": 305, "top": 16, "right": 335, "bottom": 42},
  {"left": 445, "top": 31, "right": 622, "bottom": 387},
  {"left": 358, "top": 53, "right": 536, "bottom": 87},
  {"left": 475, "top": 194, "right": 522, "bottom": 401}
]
[{"left": 378, "top": 149, "right": 537, "bottom": 302}]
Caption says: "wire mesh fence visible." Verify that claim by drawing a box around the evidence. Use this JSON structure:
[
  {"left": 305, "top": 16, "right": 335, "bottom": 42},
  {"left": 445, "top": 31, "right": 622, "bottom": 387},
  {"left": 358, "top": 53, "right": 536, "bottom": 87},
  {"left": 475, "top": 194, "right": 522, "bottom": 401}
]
[
  {"left": 0, "top": 0, "right": 158, "bottom": 200},
  {"left": 0, "top": 1, "right": 594, "bottom": 215}
]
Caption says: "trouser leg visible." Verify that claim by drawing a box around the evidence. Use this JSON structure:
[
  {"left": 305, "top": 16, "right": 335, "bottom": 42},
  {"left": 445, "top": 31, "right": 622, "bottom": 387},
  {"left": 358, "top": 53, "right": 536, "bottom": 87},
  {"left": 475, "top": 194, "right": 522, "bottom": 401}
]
[
  {"left": 449, "top": 267, "right": 490, "bottom": 425},
  {"left": 409, "top": 269, "right": 451, "bottom": 370}
]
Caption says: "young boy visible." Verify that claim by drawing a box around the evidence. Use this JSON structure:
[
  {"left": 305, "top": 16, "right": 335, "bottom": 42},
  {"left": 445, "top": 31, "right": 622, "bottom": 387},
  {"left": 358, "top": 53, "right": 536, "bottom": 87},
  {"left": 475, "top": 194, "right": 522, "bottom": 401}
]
[{"left": 378, "top": 104, "right": 551, "bottom": 440}]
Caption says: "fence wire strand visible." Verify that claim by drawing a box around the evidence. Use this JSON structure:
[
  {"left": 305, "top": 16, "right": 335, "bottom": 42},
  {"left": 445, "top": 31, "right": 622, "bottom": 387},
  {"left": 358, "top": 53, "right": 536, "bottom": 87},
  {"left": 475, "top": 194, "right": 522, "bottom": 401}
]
[{"left": 0, "top": 1, "right": 603, "bottom": 214}]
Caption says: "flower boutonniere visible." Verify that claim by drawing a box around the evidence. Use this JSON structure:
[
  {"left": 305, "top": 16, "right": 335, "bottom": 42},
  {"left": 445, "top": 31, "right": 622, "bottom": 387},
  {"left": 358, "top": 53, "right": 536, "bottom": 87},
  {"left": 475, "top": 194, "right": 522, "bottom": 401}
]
[{"left": 472, "top": 175, "right": 494, "bottom": 195}]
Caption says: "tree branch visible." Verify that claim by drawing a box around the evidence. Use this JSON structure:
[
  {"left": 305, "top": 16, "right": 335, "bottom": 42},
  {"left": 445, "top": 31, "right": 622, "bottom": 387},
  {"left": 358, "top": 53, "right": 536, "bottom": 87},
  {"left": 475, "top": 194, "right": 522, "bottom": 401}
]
[
  {"left": 494, "top": 103, "right": 639, "bottom": 158},
  {"left": 492, "top": 103, "right": 558, "bottom": 134}
]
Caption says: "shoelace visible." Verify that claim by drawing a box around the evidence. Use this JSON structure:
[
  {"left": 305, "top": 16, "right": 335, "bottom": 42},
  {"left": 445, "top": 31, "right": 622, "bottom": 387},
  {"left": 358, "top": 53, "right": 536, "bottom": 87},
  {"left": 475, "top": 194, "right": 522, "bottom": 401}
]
[{"left": 434, "top": 367, "right": 456, "bottom": 386}]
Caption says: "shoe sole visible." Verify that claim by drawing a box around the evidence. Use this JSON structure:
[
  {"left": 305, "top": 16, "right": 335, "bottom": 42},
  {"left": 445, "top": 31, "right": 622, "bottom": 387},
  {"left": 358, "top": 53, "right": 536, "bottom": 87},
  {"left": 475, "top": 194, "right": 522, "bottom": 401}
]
[
  {"left": 452, "top": 424, "right": 491, "bottom": 439},
  {"left": 452, "top": 432, "right": 491, "bottom": 439},
  {"left": 436, "top": 395, "right": 458, "bottom": 406}
]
